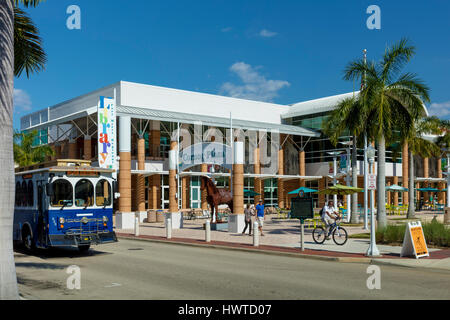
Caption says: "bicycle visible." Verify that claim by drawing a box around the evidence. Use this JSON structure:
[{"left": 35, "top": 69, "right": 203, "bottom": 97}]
[{"left": 312, "top": 218, "right": 348, "bottom": 245}]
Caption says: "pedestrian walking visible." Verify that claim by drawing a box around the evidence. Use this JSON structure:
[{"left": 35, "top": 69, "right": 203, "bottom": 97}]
[
  {"left": 242, "top": 204, "right": 255, "bottom": 235},
  {"left": 255, "top": 199, "right": 265, "bottom": 236}
]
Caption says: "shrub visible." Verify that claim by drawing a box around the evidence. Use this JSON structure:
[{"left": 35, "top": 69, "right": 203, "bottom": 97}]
[{"left": 376, "top": 218, "right": 450, "bottom": 247}]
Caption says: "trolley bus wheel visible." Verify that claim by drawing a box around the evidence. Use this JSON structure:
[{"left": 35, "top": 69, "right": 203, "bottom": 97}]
[
  {"left": 78, "top": 245, "right": 90, "bottom": 252},
  {"left": 22, "top": 226, "right": 35, "bottom": 252}
]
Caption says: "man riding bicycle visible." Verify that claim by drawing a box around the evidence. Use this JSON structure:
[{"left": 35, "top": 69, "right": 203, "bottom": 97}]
[{"left": 321, "top": 200, "right": 342, "bottom": 239}]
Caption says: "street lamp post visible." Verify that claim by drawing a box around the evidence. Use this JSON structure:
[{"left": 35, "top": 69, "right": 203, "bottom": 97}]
[
  {"left": 339, "top": 141, "right": 353, "bottom": 223},
  {"left": 328, "top": 151, "right": 343, "bottom": 211},
  {"left": 366, "top": 144, "right": 380, "bottom": 257}
]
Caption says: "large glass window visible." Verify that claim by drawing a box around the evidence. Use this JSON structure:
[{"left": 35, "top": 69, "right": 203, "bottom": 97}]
[
  {"left": 50, "top": 179, "right": 73, "bottom": 207},
  {"left": 96, "top": 179, "right": 112, "bottom": 206},
  {"left": 75, "top": 179, "right": 94, "bottom": 207},
  {"left": 21, "top": 181, "right": 27, "bottom": 207}
]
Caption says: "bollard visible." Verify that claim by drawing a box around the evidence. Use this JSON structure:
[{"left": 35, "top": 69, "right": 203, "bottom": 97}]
[
  {"left": 134, "top": 215, "right": 140, "bottom": 236},
  {"left": 166, "top": 218, "right": 172, "bottom": 239},
  {"left": 205, "top": 220, "right": 211, "bottom": 242},
  {"left": 253, "top": 221, "right": 259, "bottom": 247}
]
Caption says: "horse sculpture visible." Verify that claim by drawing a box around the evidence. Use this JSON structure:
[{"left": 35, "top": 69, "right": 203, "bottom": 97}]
[{"left": 200, "top": 176, "right": 233, "bottom": 222}]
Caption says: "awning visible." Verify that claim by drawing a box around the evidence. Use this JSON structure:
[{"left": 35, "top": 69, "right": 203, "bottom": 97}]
[{"left": 117, "top": 105, "right": 320, "bottom": 137}]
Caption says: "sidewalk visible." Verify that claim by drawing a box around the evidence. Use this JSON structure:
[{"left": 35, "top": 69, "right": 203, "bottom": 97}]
[{"left": 115, "top": 215, "right": 450, "bottom": 271}]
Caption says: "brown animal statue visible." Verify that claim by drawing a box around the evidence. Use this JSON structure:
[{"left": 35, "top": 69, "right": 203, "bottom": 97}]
[{"left": 200, "top": 176, "right": 233, "bottom": 222}]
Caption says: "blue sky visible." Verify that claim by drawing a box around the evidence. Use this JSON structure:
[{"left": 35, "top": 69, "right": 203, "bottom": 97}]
[{"left": 13, "top": 0, "right": 450, "bottom": 129}]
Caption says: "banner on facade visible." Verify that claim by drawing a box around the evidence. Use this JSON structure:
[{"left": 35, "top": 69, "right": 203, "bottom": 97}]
[
  {"left": 179, "top": 142, "right": 232, "bottom": 172},
  {"left": 97, "top": 96, "right": 116, "bottom": 169}
]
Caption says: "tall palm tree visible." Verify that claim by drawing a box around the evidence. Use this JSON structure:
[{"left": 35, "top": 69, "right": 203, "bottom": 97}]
[
  {"left": 0, "top": 0, "right": 45, "bottom": 300},
  {"left": 14, "top": 130, "right": 54, "bottom": 166},
  {"left": 405, "top": 117, "right": 442, "bottom": 218},
  {"left": 343, "top": 39, "right": 430, "bottom": 229}
]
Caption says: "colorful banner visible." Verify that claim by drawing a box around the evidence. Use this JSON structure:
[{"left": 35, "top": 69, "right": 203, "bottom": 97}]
[{"left": 97, "top": 96, "right": 116, "bottom": 169}]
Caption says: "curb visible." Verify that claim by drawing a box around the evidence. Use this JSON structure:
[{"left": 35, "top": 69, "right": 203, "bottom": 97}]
[{"left": 116, "top": 234, "right": 373, "bottom": 263}]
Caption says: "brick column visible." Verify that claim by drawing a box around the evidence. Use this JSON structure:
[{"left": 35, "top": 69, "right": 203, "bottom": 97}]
[
  {"left": 68, "top": 139, "right": 78, "bottom": 159},
  {"left": 402, "top": 143, "right": 409, "bottom": 203},
  {"left": 437, "top": 158, "right": 444, "bottom": 204},
  {"left": 318, "top": 177, "right": 326, "bottom": 208},
  {"left": 54, "top": 143, "right": 62, "bottom": 160},
  {"left": 299, "top": 150, "right": 306, "bottom": 188},
  {"left": 182, "top": 176, "right": 190, "bottom": 209},
  {"left": 387, "top": 181, "right": 391, "bottom": 205},
  {"left": 150, "top": 120, "right": 160, "bottom": 157},
  {"left": 119, "top": 116, "right": 132, "bottom": 212},
  {"left": 393, "top": 176, "right": 399, "bottom": 206},
  {"left": 201, "top": 163, "right": 208, "bottom": 210},
  {"left": 233, "top": 141, "right": 244, "bottom": 214},
  {"left": 136, "top": 136, "right": 146, "bottom": 212},
  {"left": 83, "top": 135, "right": 92, "bottom": 160}
]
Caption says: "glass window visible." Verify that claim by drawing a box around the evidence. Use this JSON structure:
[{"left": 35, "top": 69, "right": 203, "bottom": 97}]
[
  {"left": 22, "top": 181, "right": 27, "bottom": 207},
  {"left": 50, "top": 179, "right": 73, "bottom": 207},
  {"left": 75, "top": 179, "right": 94, "bottom": 207},
  {"left": 15, "top": 182, "right": 21, "bottom": 207},
  {"left": 28, "top": 181, "right": 34, "bottom": 207},
  {"left": 96, "top": 179, "right": 112, "bottom": 206}
]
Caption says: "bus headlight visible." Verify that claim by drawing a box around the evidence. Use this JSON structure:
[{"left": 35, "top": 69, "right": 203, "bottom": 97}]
[
  {"left": 59, "top": 217, "right": 65, "bottom": 229},
  {"left": 102, "top": 216, "right": 109, "bottom": 222}
]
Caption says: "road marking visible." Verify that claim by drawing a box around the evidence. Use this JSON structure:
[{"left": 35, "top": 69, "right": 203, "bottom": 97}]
[{"left": 104, "top": 283, "right": 122, "bottom": 288}]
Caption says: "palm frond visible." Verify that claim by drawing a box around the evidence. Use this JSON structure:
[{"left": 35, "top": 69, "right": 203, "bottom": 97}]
[
  {"left": 14, "top": 0, "right": 45, "bottom": 8},
  {"left": 14, "top": 7, "right": 47, "bottom": 77}
]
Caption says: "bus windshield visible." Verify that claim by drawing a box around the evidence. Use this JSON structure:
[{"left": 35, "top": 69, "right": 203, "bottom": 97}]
[
  {"left": 50, "top": 179, "right": 73, "bottom": 207},
  {"left": 75, "top": 179, "right": 94, "bottom": 207}
]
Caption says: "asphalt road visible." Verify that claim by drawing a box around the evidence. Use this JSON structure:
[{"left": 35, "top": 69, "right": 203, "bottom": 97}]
[{"left": 14, "top": 239, "right": 450, "bottom": 300}]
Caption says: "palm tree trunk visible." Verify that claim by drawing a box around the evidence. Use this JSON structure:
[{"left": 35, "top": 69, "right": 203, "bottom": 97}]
[
  {"left": 350, "top": 135, "right": 358, "bottom": 223},
  {"left": 0, "top": 0, "right": 19, "bottom": 300},
  {"left": 407, "top": 150, "right": 415, "bottom": 218},
  {"left": 377, "top": 134, "right": 387, "bottom": 229}
]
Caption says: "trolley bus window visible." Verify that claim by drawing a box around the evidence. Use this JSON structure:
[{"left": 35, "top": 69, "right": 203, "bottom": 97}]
[
  {"left": 28, "top": 181, "right": 34, "bottom": 207},
  {"left": 75, "top": 179, "right": 94, "bottom": 207},
  {"left": 15, "top": 182, "right": 21, "bottom": 206},
  {"left": 96, "top": 179, "right": 112, "bottom": 207},
  {"left": 50, "top": 179, "right": 73, "bottom": 207}
]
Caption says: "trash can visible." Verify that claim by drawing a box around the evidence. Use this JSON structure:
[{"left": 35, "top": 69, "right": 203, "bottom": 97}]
[
  {"left": 147, "top": 210, "right": 156, "bottom": 223},
  {"left": 156, "top": 210, "right": 165, "bottom": 222},
  {"left": 445, "top": 207, "right": 450, "bottom": 224}
]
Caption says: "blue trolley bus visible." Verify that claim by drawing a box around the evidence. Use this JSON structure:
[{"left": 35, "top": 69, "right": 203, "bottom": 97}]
[{"left": 14, "top": 159, "right": 118, "bottom": 252}]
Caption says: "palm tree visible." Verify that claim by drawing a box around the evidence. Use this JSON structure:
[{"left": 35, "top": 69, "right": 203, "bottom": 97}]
[
  {"left": 0, "top": 0, "right": 46, "bottom": 300},
  {"left": 405, "top": 117, "right": 442, "bottom": 218},
  {"left": 323, "top": 96, "right": 364, "bottom": 223},
  {"left": 343, "top": 39, "right": 430, "bottom": 229},
  {"left": 14, "top": 130, "right": 54, "bottom": 166}
]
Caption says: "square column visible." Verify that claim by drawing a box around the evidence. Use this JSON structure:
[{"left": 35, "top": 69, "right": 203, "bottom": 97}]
[
  {"left": 437, "top": 158, "right": 444, "bottom": 204},
  {"left": 83, "top": 135, "right": 92, "bottom": 160},
  {"left": 393, "top": 176, "right": 399, "bottom": 206},
  {"left": 402, "top": 143, "right": 409, "bottom": 203},
  {"left": 118, "top": 116, "right": 132, "bottom": 213},
  {"left": 136, "top": 136, "right": 146, "bottom": 212},
  {"left": 254, "top": 146, "right": 262, "bottom": 203},
  {"left": 277, "top": 140, "right": 285, "bottom": 208},
  {"left": 201, "top": 163, "right": 208, "bottom": 210},
  {"left": 299, "top": 150, "right": 306, "bottom": 187}
]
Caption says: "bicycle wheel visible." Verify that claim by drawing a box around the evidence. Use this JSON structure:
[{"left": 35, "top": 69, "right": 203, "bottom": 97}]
[
  {"left": 312, "top": 227, "right": 326, "bottom": 244},
  {"left": 332, "top": 227, "right": 348, "bottom": 245}
]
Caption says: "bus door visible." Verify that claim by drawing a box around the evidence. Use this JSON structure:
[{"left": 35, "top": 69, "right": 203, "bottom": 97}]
[{"left": 36, "top": 181, "right": 47, "bottom": 247}]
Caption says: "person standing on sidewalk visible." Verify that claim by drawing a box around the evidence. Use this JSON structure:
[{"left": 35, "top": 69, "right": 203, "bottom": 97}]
[
  {"left": 255, "top": 199, "right": 265, "bottom": 236},
  {"left": 242, "top": 204, "right": 255, "bottom": 235}
]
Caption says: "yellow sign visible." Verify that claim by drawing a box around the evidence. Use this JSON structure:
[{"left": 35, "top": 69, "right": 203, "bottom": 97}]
[
  {"left": 67, "top": 171, "right": 99, "bottom": 177},
  {"left": 400, "top": 221, "right": 429, "bottom": 259},
  {"left": 410, "top": 226, "right": 428, "bottom": 256}
]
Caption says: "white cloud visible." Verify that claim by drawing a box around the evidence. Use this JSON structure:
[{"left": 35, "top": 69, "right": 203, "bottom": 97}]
[
  {"left": 13, "top": 89, "right": 32, "bottom": 112},
  {"left": 259, "top": 29, "right": 277, "bottom": 38},
  {"left": 428, "top": 101, "right": 450, "bottom": 118},
  {"left": 221, "top": 27, "right": 232, "bottom": 33},
  {"left": 219, "top": 62, "right": 290, "bottom": 102}
]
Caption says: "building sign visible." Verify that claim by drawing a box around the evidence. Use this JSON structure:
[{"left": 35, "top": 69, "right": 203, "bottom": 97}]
[
  {"left": 179, "top": 142, "right": 232, "bottom": 172},
  {"left": 400, "top": 221, "right": 429, "bottom": 259},
  {"left": 97, "top": 96, "right": 116, "bottom": 169},
  {"left": 368, "top": 174, "right": 376, "bottom": 190}
]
